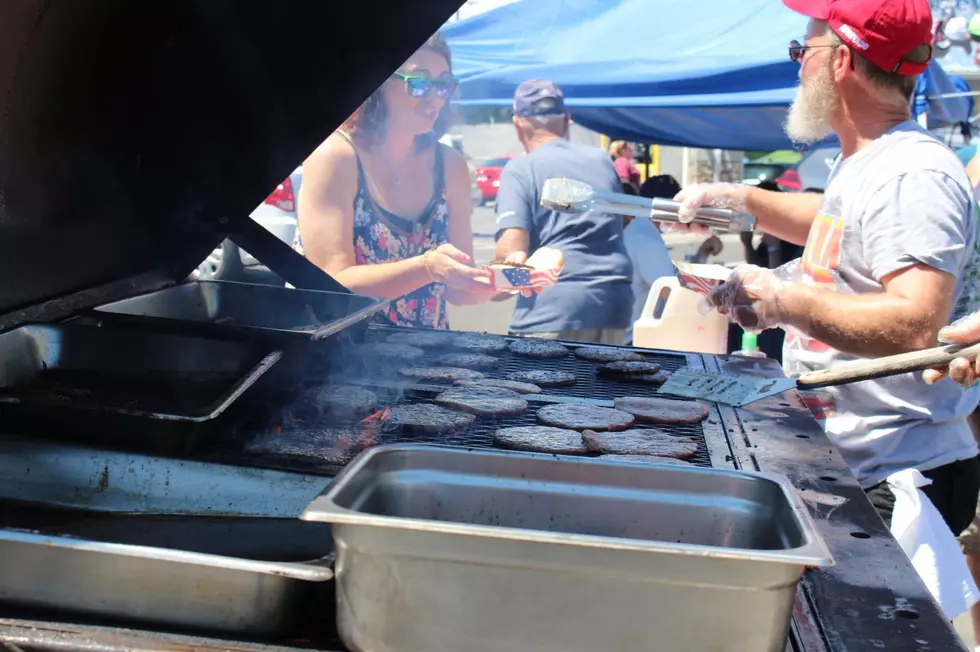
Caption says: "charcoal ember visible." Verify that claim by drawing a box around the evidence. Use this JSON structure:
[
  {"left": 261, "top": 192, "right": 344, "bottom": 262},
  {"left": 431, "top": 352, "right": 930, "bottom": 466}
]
[
  {"left": 384, "top": 403, "right": 476, "bottom": 432},
  {"left": 398, "top": 367, "right": 486, "bottom": 382},
  {"left": 435, "top": 353, "right": 500, "bottom": 370},
  {"left": 582, "top": 428, "right": 699, "bottom": 459},
  {"left": 508, "top": 370, "right": 576, "bottom": 387},
  {"left": 573, "top": 346, "right": 647, "bottom": 363},
  {"left": 613, "top": 396, "right": 710, "bottom": 424},
  {"left": 493, "top": 426, "right": 588, "bottom": 454},
  {"left": 508, "top": 339, "right": 569, "bottom": 359},
  {"left": 536, "top": 404, "right": 634, "bottom": 431},
  {"left": 452, "top": 333, "right": 510, "bottom": 354},
  {"left": 435, "top": 386, "right": 527, "bottom": 417},
  {"left": 454, "top": 378, "right": 542, "bottom": 394}
]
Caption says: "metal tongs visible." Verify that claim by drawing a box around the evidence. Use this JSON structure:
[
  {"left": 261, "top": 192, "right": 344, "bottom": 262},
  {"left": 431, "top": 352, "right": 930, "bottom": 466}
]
[{"left": 540, "top": 178, "right": 757, "bottom": 232}]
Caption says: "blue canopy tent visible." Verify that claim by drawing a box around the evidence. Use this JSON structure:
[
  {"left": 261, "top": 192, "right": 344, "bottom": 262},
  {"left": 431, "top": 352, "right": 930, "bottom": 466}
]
[{"left": 443, "top": 0, "right": 971, "bottom": 150}]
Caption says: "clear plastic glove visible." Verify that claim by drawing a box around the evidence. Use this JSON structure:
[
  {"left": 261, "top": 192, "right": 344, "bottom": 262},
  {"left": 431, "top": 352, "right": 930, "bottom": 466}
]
[
  {"left": 706, "top": 264, "right": 788, "bottom": 333},
  {"left": 923, "top": 311, "right": 980, "bottom": 387},
  {"left": 660, "top": 182, "right": 750, "bottom": 234}
]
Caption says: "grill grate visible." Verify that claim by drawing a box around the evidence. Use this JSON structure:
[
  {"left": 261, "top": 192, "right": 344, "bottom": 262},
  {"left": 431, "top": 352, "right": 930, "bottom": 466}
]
[{"left": 215, "top": 326, "right": 715, "bottom": 475}]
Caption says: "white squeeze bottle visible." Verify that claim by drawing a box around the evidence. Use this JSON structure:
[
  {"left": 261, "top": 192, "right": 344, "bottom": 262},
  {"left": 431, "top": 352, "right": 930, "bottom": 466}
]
[{"left": 733, "top": 331, "right": 766, "bottom": 358}]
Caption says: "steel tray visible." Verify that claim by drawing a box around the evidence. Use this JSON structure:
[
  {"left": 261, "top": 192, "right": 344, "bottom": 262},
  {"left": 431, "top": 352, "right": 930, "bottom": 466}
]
[
  {"left": 0, "top": 436, "right": 335, "bottom": 636},
  {"left": 302, "top": 444, "right": 833, "bottom": 652},
  {"left": 0, "top": 323, "right": 281, "bottom": 454},
  {"left": 91, "top": 280, "right": 389, "bottom": 343}
]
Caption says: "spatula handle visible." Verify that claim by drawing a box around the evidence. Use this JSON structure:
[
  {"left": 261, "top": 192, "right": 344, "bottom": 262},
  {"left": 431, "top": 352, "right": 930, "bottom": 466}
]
[{"left": 796, "top": 341, "right": 980, "bottom": 390}]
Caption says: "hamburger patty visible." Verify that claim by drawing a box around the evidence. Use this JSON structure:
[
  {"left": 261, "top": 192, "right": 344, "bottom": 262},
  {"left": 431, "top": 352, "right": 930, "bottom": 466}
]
[
  {"left": 436, "top": 353, "right": 500, "bottom": 370},
  {"left": 508, "top": 370, "right": 577, "bottom": 387},
  {"left": 613, "top": 396, "right": 710, "bottom": 424},
  {"left": 582, "top": 429, "right": 699, "bottom": 458},
  {"left": 493, "top": 426, "right": 589, "bottom": 455},
  {"left": 311, "top": 385, "right": 378, "bottom": 417},
  {"left": 386, "top": 331, "right": 456, "bottom": 349},
  {"left": 398, "top": 366, "right": 486, "bottom": 382},
  {"left": 573, "top": 346, "right": 647, "bottom": 363},
  {"left": 454, "top": 378, "right": 542, "bottom": 394},
  {"left": 358, "top": 342, "right": 425, "bottom": 361},
  {"left": 508, "top": 339, "right": 569, "bottom": 359},
  {"left": 452, "top": 333, "right": 510, "bottom": 354},
  {"left": 596, "top": 361, "right": 662, "bottom": 377},
  {"left": 434, "top": 386, "right": 528, "bottom": 417},
  {"left": 598, "top": 454, "right": 695, "bottom": 466},
  {"left": 536, "top": 404, "right": 634, "bottom": 431},
  {"left": 384, "top": 403, "right": 476, "bottom": 432}
]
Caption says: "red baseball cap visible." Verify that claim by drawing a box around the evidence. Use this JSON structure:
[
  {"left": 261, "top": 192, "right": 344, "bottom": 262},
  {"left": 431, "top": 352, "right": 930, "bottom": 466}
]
[{"left": 782, "top": 0, "right": 933, "bottom": 75}]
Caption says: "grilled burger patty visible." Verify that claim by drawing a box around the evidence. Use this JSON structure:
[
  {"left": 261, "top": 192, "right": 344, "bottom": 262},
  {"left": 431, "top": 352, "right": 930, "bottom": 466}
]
[
  {"left": 508, "top": 370, "right": 577, "bottom": 387},
  {"left": 573, "top": 346, "right": 647, "bottom": 363},
  {"left": 358, "top": 342, "right": 425, "bottom": 361},
  {"left": 598, "top": 454, "right": 695, "bottom": 466},
  {"left": 536, "top": 404, "right": 634, "bottom": 431},
  {"left": 453, "top": 378, "right": 543, "bottom": 394},
  {"left": 311, "top": 385, "right": 378, "bottom": 416},
  {"left": 398, "top": 366, "right": 486, "bottom": 382},
  {"left": 493, "top": 425, "right": 589, "bottom": 454},
  {"left": 452, "top": 333, "right": 510, "bottom": 354},
  {"left": 596, "top": 361, "right": 662, "bottom": 376},
  {"left": 508, "top": 339, "right": 569, "bottom": 359},
  {"left": 384, "top": 403, "right": 476, "bottom": 432},
  {"left": 245, "top": 425, "right": 376, "bottom": 465},
  {"left": 583, "top": 429, "right": 699, "bottom": 458},
  {"left": 620, "top": 371, "right": 672, "bottom": 385},
  {"left": 435, "top": 353, "right": 500, "bottom": 370},
  {"left": 434, "top": 386, "right": 528, "bottom": 417},
  {"left": 613, "top": 396, "right": 710, "bottom": 424},
  {"left": 386, "top": 331, "right": 456, "bottom": 349}
]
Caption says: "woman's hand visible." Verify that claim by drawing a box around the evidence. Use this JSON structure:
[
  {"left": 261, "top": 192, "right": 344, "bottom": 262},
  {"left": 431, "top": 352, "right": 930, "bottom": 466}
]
[{"left": 425, "top": 243, "right": 497, "bottom": 299}]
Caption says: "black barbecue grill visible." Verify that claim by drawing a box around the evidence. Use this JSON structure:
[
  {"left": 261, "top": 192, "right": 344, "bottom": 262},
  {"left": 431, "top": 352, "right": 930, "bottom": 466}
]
[{"left": 0, "top": 1, "right": 970, "bottom": 651}]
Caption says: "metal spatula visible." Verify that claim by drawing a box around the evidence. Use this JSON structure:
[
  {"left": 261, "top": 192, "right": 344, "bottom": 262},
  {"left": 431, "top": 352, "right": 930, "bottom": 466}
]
[{"left": 659, "top": 340, "right": 980, "bottom": 406}]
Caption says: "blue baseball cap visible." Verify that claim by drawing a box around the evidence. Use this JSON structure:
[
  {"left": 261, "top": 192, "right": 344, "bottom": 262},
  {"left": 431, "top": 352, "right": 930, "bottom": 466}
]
[{"left": 513, "top": 79, "right": 566, "bottom": 118}]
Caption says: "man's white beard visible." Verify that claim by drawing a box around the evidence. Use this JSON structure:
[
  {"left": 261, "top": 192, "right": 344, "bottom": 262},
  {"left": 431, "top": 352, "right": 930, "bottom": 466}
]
[{"left": 785, "top": 61, "right": 837, "bottom": 144}]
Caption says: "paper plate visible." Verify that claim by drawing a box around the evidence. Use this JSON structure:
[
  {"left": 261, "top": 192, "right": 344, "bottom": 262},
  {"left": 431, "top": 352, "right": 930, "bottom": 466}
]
[
  {"left": 489, "top": 247, "right": 563, "bottom": 291},
  {"left": 673, "top": 261, "right": 732, "bottom": 296}
]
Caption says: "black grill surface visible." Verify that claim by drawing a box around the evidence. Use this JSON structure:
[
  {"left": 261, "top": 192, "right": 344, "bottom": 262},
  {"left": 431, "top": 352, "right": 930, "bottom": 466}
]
[{"left": 213, "top": 326, "right": 716, "bottom": 475}]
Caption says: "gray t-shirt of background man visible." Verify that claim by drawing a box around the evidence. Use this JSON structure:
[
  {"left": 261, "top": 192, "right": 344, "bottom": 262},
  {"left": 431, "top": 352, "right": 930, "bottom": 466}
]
[
  {"left": 783, "top": 121, "right": 980, "bottom": 489},
  {"left": 495, "top": 139, "right": 634, "bottom": 333}
]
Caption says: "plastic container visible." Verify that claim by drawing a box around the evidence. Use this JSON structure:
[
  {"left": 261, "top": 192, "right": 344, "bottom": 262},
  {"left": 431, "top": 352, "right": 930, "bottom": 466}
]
[
  {"left": 733, "top": 331, "right": 767, "bottom": 358},
  {"left": 632, "top": 276, "right": 729, "bottom": 354}
]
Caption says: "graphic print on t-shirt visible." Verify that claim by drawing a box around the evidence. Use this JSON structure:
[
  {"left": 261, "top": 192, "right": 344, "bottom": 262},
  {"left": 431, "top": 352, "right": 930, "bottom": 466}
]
[{"left": 785, "top": 211, "right": 844, "bottom": 421}]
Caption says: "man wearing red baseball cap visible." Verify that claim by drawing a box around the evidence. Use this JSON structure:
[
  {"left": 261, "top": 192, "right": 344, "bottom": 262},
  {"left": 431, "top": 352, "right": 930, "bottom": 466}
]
[{"left": 670, "top": 0, "right": 980, "bottom": 555}]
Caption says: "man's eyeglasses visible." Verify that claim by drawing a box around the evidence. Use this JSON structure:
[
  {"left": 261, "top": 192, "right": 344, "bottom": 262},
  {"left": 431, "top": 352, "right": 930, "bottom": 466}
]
[
  {"left": 788, "top": 39, "right": 838, "bottom": 63},
  {"left": 392, "top": 72, "right": 459, "bottom": 99}
]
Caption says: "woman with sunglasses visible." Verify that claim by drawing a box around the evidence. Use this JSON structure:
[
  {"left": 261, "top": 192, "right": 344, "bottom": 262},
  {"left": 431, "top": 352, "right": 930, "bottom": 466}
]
[{"left": 295, "top": 32, "right": 496, "bottom": 329}]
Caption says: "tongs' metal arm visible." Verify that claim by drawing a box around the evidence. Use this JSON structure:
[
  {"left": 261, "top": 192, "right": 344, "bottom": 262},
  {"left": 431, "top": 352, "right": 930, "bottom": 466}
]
[{"left": 588, "top": 189, "right": 756, "bottom": 232}]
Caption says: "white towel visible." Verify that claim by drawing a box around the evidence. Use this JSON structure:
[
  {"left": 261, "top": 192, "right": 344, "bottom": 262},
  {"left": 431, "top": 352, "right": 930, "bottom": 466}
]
[{"left": 887, "top": 468, "right": 980, "bottom": 620}]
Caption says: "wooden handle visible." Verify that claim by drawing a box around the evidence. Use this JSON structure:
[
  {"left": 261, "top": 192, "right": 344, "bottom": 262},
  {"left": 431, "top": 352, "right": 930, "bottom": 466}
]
[{"left": 796, "top": 341, "right": 980, "bottom": 389}]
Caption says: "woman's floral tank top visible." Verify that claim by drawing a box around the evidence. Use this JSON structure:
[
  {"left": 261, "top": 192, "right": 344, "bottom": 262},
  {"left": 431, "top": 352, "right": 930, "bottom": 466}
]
[{"left": 294, "top": 133, "right": 450, "bottom": 329}]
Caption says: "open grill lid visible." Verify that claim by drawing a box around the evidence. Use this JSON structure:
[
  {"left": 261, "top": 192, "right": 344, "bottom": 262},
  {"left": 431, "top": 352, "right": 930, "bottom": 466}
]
[{"left": 0, "top": 0, "right": 463, "bottom": 330}]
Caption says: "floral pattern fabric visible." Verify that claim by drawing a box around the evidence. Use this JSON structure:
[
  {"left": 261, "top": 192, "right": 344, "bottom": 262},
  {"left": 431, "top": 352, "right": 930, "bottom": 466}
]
[{"left": 293, "top": 143, "right": 450, "bottom": 330}]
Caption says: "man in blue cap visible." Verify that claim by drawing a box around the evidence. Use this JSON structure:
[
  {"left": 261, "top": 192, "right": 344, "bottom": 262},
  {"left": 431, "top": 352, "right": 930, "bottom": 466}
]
[{"left": 493, "top": 79, "right": 634, "bottom": 344}]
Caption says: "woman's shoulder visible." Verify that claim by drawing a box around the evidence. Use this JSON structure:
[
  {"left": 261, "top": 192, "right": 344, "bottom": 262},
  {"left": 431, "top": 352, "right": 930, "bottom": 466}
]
[
  {"left": 304, "top": 132, "right": 359, "bottom": 177},
  {"left": 438, "top": 141, "right": 470, "bottom": 185}
]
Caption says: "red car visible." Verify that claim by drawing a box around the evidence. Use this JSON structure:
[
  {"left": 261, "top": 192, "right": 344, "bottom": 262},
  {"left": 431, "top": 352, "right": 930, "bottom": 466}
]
[{"left": 474, "top": 155, "right": 514, "bottom": 204}]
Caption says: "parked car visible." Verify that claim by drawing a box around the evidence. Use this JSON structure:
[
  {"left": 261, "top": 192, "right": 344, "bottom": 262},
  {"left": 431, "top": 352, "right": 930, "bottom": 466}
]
[
  {"left": 474, "top": 155, "right": 514, "bottom": 204},
  {"left": 742, "top": 162, "right": 791, "bottom": 186},
  {"left": 774, "top": 147, "right": 840, "bottom": 193}
]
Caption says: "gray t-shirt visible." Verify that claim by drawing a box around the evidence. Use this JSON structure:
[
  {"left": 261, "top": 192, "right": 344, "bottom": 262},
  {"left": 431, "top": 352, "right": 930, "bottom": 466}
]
[
  {"left": 783, "top": 121, "right": 980, "bottom": 489},
  {"left": 495, "top": 139, "right": 634, "bottom": 333}
]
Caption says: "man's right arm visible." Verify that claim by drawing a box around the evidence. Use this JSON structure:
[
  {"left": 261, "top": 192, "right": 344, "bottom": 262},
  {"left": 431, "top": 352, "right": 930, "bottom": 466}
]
[
  {"left": 674, "top": 183, "right": 822, "bottom": 246},
  {"left": 745, "top": 188, "right": 822, "bottom": 246}
]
